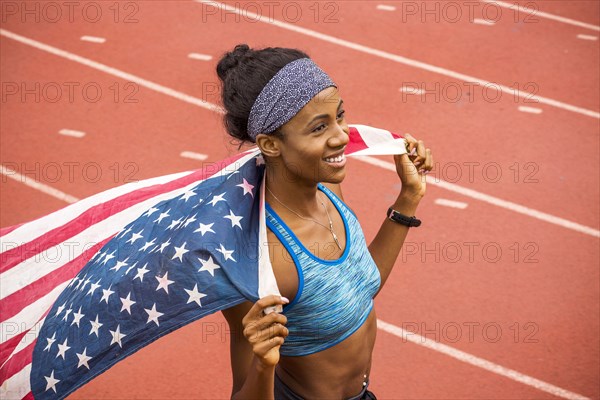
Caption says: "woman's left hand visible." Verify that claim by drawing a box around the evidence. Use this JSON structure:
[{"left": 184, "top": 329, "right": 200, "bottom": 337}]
[{"left": 393, "top": 133, "right": 433, "bottom": 199}]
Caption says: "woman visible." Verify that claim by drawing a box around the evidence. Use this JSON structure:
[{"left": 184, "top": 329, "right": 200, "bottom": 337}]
[{"left": 217, "top": 44, "right": 433, "bottom": 400}]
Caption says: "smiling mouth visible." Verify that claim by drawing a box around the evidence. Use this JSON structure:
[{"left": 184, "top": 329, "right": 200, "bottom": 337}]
[{"left": 323, "top": 153, "right": 346, "bottom": 163}]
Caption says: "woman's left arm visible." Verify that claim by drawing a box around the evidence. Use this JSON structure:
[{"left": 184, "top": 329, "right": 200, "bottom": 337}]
[{"left": 368, "top": 134, "right": 433, "bottom": 297}]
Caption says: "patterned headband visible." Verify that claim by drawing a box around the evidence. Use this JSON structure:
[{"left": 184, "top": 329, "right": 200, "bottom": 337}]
[{"left": 247, "top": 58, "right": 337, "bottom": 140}]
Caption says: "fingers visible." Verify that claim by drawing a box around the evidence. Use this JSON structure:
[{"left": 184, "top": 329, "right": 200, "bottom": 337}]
[
  {"left": 244, "top": 312, "right": 288, "bottom": 336},
  {"left": 243, "top": 294, "right": 289, "bottom": 324},
  {"left": 403, "top": 133, "right": 433, "bottom": 174}
]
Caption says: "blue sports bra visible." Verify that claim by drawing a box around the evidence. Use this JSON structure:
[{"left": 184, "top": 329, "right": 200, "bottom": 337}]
[{"left": 265, "top": 183, "right": 381, "bottom": 357}]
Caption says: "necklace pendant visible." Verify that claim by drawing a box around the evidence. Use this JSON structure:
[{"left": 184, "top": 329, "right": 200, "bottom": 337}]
[{"left": 332, "top": 231, "right": 342, "bottom": 250}]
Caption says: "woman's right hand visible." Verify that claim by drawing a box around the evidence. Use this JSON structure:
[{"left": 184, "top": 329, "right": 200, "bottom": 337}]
[{"left": 242, "top": 295, "right": 290, "bottom": 368}]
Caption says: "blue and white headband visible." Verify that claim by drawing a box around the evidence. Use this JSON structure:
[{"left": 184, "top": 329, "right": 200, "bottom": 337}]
[{"left": 247, "top": 58, "right": 336, "bottom": 140}]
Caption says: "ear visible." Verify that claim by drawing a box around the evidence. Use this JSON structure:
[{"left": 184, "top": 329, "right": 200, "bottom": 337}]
[{"left": 255, "top": 133, "right": 281, "bottom": 158}]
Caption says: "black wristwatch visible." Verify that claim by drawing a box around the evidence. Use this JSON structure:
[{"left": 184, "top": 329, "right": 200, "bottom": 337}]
[{"left": 387, "top": 207, "right": 421, "bottom": 227}]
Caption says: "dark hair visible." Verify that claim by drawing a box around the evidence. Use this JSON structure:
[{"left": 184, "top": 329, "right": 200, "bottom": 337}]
[{"left": 216, "top": 44, "right": 309, "bottom": 148}]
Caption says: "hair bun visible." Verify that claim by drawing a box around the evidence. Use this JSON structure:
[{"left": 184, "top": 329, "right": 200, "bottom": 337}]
[{"left": 217, "top": 44, "right": 251, "bottom": 81}]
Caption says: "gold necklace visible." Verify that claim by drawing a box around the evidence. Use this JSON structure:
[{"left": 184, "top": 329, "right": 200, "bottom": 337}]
[{"left": 266, "top": 185, "right": 342, "bottom": 251}]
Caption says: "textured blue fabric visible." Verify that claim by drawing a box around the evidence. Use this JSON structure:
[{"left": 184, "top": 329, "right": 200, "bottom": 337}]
[
  {"left": 247, "top": 58, "right": 336, "bottom": 139},
  {"left": 265, "top": 184, "right": 381, "bottom": 357}
]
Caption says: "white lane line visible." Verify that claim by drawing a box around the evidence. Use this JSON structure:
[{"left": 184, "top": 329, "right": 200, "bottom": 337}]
[
  {"left": 1, "top": 29, "right": 598, "bottom": 240},
  {"left": 0, "top": 165, "right": 80, "bottom": 204},
  {"left": 0, "top": 30, "right": 223, "bottom": 115},
  {"left": 80, "top": 35, "right": 106, "bottom": 44},
  {"left": 180, "top": 151, "right": 208, "bottom": 161},
  {"left": 399, "top": 86, "right": 425, "bottom": 95},
  {"left": 376, "top": 5, "right": 396, "bottom": 12},
  {"left": 577, "top": 34, "right": 598, "bottom": 41},
  {"left": 357, "top": 156, "right": 600, "bottom": 238},
  {"left": 377, "top": 319, "right": 591, "bottom": 400},
  {"left": 434, "top": 198, "right": 468, "bottom": 209},
  {"left": 518, "top": 106, "right": 543, "bottom": 114},
  {"left": 194, "top": 1, "right": 599, "bottom": 120},
  {"left": 473, "top": 18, "right": 496, "bottom": 26},
  {"left": 188, "top": 53, "right": 213, "bottom": 61},
  {"left": 481, "top": 0, "right": 600, "bottom": 32},
  {"left": 58, "top": 129, "right": 86, "bottom": 138}
]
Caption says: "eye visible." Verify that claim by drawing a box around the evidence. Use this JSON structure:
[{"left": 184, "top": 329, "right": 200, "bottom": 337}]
[
  {"left": 313, "top": 124, "right": 326, "bottom": 133},
  {"left": 337, "top": 110, "right": 346, "bottom": 119}
]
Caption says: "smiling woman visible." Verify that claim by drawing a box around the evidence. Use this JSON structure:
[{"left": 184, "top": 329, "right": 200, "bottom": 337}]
[{"left": 216, "top": 44, "right": 433, "bottom": 400}]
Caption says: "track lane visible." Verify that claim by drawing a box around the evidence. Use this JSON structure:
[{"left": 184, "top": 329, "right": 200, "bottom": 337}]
[
  {"left": 1, "top": 14, "right": 598, "bottom": 227},
  {"left": 1, "top": 1, "right": 598, "bottom": 399}
]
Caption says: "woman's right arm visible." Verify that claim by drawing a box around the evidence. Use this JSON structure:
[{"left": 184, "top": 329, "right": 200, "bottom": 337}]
[{"left": 222, "top": 295, "right": 289, "bottom": 400}]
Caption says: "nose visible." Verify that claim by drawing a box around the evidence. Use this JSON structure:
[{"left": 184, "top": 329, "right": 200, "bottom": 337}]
[{"left": 328, "top": 122, "right": 349, "bottom": 148}]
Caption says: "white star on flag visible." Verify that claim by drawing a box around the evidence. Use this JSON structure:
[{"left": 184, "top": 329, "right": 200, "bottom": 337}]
[
  {"left": 100, "top": 286, "right": 115, "bottom": 304},
  {"left": 110, "top": 258, "right": 128, "bottom": 272},
  {"left": 76, "top": 348, "right": 92, "bottom": 369},
  {"left": 183, "top": 214, "right": 197, "bottom": 227},
  {"left": 144, "top": 303, "right": 164, "bottom": 326},
  {"left": 44, "top": 333, "right": 56, "bottom": 351},
  {"left": 158, "top": 239, "right": 171, "bottom": 253},
  {"left": 89, "top": 315, "right": 103, "bottom": 337},
  {"left": 120, "top": 293, "right": 136, "bottom": 315},
  {"left": 80, "top": 277, "right": 91, "bottom": 292},
  {"left": 154, "top": 210, "right": 170, "bottom": 224},
  {"left": 155, "top": 272, "right": 174, "bottom": 294},
  {"left": 71, "top": 307, "right": 84, "bottom": 327},
  {"left": 224, "top": 210, "right": 243, "bottom": 229},
  {"left": 61, "top": 308, "right": 72, "bottom": 322},
  {"left": 208, "top": 193, "right": 226, "bottom": 206},
  {"left": 184, "top": 284, "right": 207, "bottom": 307},
  {"left": 194, "top": 222, "right": 215, "bottom": 236},
  {"left": 110, "top": 325, "right": 126, "bottom": 347},
  {"left": 56, "top": 338, "right": 70, "bottom": 360},
  {"left": 133, "top": 263, "right": 150, "bottom": 282},
  {"left": 100, "top": 251, "right": 115, "bottom": 265},
  {"left": 143, "top": 206, "right": 160, "bottom": 217},
  {"left": 55, "top": 303, "right": 65, "bottom": 317},
  {"left": 216, "top": 243, "right": 236, "bottom": 262},
  {"left": 236, "top": 178, "right": 255, "bottom": 197},
  {"left": 86, "top": 280, "right": 101, "bottom": 296},
  {"left": 44, "top": 370, "right": 60, "bottom": 393},
  {"left": 172, "top": 242, "right": 189, "bottom": 262},
  {"left": 180, "top": 189, "right": 197, "bottom": 202},
  {"left": 198, "top": 256, "right": 221, "bottom": 277},
  {"left": 167, "top": 217, "right": 183, "bottom": 230},
  {"left": 126, "top": 230, "right": 144, "bottom": 245},
  {"left": 140, "top": 238, "right": 156, "bottom": 251}
]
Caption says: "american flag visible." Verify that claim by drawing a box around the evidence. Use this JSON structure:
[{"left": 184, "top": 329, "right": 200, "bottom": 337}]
[{"left": 0, "top": 125, "right": 406, "bottom": 399}]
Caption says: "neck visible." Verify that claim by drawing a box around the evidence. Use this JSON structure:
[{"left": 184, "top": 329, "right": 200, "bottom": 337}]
[{"left": 264, "top": 160, "right": 323, "bottom": 217}]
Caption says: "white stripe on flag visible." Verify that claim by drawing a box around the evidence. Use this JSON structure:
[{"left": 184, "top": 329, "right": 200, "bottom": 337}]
[
  {"left": 11, "top": 318, "right": 45, "bottom": 358},
  {"left": 1, "top": 283, "right": 68, "bottom": 345},
  {"left": 2, "top": 180, "right": 201, "bottom": 300},
  {"left": 347, "top": 125, "right": 407, "bottom": 157},
  {"left": 0, "top": 363, "right": 31, "bottom": 399},
  {"left": 1, "top": 170, "right": 192, "bottom": 246}
]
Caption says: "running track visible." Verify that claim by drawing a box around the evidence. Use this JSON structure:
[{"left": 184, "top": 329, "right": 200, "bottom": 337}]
[{"left": 0, "top": 0, "right": 598, "bottom": 398}]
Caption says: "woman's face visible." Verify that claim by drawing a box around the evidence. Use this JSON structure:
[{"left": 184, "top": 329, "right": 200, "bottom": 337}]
[{"left": 273, "top": 86, "right": 349, "bottom": 185}]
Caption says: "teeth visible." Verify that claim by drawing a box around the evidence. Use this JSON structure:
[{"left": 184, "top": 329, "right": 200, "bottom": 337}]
[{"left": 324, "top": 154, "right": 345, "bottom": 163}]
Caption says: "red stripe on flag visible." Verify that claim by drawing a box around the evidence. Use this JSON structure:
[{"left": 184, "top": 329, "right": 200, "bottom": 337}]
[
  {"left": 0, "top": 332, "right": 27, "bottom": 369},
  {"left": 0, "top": 152, "right": 248, "bottom": 274},
  {"left": 0, "top": 341, "right": 34, "bottom": 385},
  {"left": 0, "top": 240, "right": 109, "bottom": 324},
  {"left": 0, "top": 309, "right": 51, "bottom": 377},
  {"left": 345, "top": 127, "right": 368, "bottom": 154}
]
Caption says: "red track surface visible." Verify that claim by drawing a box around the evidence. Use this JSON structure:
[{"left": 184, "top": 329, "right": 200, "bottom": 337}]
[{"left": 1, "top": 1, "right": 598, "bottom": 399}]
